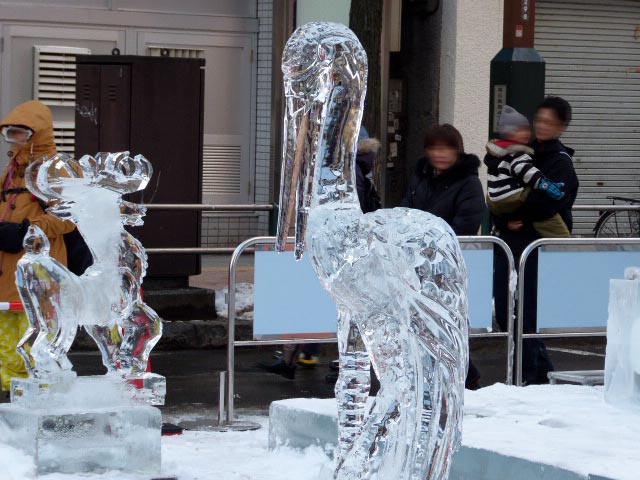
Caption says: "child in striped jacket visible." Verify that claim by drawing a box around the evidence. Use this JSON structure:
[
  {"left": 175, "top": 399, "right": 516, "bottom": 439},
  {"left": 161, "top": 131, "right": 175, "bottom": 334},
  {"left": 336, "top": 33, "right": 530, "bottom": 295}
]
[{"left": 484, "top": 105, "right": 570, "bottom": 238}]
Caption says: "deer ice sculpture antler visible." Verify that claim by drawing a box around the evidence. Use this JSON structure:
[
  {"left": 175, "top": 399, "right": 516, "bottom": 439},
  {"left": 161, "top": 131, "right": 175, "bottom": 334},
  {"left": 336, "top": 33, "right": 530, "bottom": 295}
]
[{"left": 276, "top": 22, "right": 470, "bottom": 479}]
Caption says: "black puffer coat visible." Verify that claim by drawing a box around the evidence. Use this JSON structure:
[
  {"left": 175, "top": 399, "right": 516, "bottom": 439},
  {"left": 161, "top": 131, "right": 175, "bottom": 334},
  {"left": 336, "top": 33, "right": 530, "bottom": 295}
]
[
  {"left": 494, "top": 138, "right": 579, "bottom": 257},
  {"left": 401, "top": 153, "right": 486, "bottom": 235}
]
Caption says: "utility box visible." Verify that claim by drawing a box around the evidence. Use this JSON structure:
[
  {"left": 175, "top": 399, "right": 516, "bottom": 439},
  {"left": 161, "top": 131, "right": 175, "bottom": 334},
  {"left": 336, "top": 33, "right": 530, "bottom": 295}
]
[{"left": 74, "top": 54, "right": 205, "bottom": 281}]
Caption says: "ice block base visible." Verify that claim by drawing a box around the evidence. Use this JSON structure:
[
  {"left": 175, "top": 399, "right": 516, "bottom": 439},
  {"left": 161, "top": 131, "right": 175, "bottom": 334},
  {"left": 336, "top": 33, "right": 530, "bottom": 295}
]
[
  {"left": 11, "top": 373, "right": 166, "bottom": 407},
  {"left": 0, "top": 403, "right": 161, "bottom": 475}
]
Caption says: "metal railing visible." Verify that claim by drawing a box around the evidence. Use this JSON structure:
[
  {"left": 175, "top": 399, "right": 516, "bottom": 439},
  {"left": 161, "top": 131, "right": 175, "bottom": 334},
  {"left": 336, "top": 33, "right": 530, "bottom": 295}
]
[
  {"left": 144, "top": 203, "right": 274, "bottom": 212},
  {"left": 515, "top": 237, "right": 640, "bottom": 386},
  {"left": 572, "top": 205, "right": 640, "bottom": 212},
  {"left": 224, "top": 235, "right": 516, "bottom": 426}
]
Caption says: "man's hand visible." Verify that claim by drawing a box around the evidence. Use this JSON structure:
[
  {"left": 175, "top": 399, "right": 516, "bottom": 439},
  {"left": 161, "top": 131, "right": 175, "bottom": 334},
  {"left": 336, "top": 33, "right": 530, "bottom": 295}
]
[{"left": 508, "top": 220, "right": 524, "bottom": 231}]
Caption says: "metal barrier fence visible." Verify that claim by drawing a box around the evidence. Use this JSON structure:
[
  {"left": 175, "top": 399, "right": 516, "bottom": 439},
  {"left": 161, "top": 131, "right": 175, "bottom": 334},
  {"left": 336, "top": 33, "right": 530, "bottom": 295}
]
[
  {"left": 515, "top": 237, "right": 640, "bottom": 386},
  {"left": 224, "top": 236, "right": 515, "bottom": 426}
]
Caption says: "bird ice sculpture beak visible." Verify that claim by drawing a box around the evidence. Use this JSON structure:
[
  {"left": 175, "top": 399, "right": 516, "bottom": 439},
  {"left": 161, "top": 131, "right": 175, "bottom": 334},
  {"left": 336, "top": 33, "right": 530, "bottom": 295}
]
[
  {"left": 276, "top": 22, "right": 368, "bottom": 260},
  {"left": 276, "top": 95, "right": 311, "bottom": 259}
]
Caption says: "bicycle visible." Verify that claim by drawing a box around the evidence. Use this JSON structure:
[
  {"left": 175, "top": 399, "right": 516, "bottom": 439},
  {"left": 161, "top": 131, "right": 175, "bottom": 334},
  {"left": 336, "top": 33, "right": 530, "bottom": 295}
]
[{"left": 594, "top": 196, "right": 640, "bottom": 238}]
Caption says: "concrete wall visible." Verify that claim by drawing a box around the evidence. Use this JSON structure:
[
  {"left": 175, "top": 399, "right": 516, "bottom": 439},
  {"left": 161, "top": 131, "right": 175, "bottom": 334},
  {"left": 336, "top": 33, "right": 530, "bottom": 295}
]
[{"left": 439, "top": 0, "right": 503, "bottom": 182}]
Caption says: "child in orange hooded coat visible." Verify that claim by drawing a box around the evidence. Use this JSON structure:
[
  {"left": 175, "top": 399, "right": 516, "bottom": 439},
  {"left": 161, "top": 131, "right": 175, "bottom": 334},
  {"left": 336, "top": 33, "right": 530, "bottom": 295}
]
[{"left": 0, "top": 100, "right": 74, "bottom": 392}]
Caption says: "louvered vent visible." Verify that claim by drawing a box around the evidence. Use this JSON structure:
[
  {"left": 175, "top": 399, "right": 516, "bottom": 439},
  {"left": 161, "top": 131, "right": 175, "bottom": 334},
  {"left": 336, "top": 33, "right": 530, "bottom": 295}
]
[
  {"left": 33, "top": 46, "right": 91, "bottom": 106},
  {"left": 147, "top": 47, "right": 205, "bottom": 59},
  {"left": 53, "top": 121, "right": 75, "bottom": 153},
  {"left": 203, "top": 145, "right": 242, "bottom": 195}
]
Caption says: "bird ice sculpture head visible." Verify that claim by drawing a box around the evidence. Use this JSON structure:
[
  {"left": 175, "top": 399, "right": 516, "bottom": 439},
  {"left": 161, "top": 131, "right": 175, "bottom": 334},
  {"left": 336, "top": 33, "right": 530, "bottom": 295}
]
[
  {"left": 25, "top": 152, "right": 151, "bottom": 223},
  {"left": 276, "top": 22, "right": 367, "bottom": 259}
]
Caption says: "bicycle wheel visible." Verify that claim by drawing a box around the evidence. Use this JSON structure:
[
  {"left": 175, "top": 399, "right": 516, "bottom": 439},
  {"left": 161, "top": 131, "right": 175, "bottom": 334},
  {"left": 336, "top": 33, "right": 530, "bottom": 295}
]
[{"left": 595, "top": 210, "right": 640, "bottom": 238}]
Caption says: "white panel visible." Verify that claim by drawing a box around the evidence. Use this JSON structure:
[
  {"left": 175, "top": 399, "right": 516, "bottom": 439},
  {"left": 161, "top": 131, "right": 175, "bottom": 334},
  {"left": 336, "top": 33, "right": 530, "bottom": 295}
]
[
  {"left": 536, "top": 0, "right": 640, "bottom": 235},
  {"left": 0, "top": 24, "right": 123, "bottom": 170},
  {"left": 113, "top": 0, "right": 256, "bottom": 18}
]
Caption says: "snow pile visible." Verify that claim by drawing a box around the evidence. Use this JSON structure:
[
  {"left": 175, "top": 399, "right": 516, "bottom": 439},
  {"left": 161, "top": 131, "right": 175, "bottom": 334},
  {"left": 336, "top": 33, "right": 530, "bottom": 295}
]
[
  {"left": 215, "top": 283, "right": 255, "bottom": 320},
  {"left": 1, "top": 416, "right": 333, "bottom": 480},
  {"left": 464, "top": 383, "right": 640, "bottom": 480}
]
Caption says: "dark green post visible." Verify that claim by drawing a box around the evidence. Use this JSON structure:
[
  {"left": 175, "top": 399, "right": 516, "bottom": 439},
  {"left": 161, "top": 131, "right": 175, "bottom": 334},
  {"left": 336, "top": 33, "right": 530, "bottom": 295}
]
[
  {"left": 488, "top": 0, "right": 545, "bottom": 139},
  {"left": 484, "top": 0, "right": 544, "bottom": 235}
]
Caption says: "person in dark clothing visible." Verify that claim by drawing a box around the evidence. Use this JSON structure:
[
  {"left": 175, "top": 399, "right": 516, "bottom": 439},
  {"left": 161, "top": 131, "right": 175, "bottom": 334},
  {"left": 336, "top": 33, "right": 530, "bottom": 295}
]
[
  {"left": 493, "top": 96, "right": 579, "bottom": 385},
  {"left": 401, "top": 124, "right": 486, "bottom": 389},
  {"left": 402, "top": 125, "right": 486, "bottom": 236},
  {"left": 355, "top": 136, "right": 382, "bottom": 214}
]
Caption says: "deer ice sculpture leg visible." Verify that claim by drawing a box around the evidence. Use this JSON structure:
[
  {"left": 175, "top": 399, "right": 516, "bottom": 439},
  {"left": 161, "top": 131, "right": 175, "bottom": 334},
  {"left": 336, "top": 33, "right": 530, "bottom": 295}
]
[{"left": 16, "top": 225, "right": 80, "bottom": 379}]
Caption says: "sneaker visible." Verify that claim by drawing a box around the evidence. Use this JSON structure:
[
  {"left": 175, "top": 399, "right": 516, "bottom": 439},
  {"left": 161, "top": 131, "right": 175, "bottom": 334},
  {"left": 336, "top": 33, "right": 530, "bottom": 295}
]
[
  {"left": 298, "top": 352, "right": 320, "bottom": 368},
  {"left": 257, "top": 359, "right": 296, "bottom": 380}
]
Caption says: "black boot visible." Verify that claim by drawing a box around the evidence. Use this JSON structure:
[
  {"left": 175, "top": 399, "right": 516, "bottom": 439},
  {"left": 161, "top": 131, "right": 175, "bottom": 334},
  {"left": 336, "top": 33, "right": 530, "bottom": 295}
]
[{"left": 257, "top": 359, "right": 296, "bottom": 380}]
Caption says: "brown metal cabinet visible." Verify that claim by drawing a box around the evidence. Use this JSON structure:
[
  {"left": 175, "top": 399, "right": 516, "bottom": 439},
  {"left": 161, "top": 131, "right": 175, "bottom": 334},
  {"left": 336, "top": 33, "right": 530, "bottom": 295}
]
[{"left": 75, "top": 55, "right": 205, "bottom": 281}]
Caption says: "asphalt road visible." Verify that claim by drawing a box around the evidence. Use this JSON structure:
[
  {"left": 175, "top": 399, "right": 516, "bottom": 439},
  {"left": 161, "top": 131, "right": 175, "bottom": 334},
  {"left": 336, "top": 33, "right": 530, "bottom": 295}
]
[{"left": 69, "top": 336, "right": 606, "bottom": 427}]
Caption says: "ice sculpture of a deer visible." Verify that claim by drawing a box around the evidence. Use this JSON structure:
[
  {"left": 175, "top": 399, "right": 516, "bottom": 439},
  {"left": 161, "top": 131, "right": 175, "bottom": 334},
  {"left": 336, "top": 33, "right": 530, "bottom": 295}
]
[
  {"left": 276, "top": 22, "right": 469, "bottom": 479},
  {"left": 16, "top": 152, "right": 161, "bottom": 381}
]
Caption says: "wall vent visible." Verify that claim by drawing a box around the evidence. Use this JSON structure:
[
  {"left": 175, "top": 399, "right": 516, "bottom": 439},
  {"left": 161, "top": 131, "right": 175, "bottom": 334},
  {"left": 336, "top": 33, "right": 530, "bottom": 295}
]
[
  {"left": 203, "top": 145, "right": 242, "bottom": 195},
  {"left": 147, "top": 46, "right": 205, "bottom": 59},
  {"left": 33, "top": 45, "right": 91, "bottom": 107},
  {"left": 53, "top": 121, "right": 75, "bottom": 153}
]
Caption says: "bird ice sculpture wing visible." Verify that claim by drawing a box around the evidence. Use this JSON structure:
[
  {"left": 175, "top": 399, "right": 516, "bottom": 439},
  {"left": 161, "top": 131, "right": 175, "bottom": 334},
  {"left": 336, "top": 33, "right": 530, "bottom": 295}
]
[
  {"left": 276, "top": 22, "right": 469, "bottom": 479},
  {"left": 16, "top": 151, "right": 161, "bottom": 381}
]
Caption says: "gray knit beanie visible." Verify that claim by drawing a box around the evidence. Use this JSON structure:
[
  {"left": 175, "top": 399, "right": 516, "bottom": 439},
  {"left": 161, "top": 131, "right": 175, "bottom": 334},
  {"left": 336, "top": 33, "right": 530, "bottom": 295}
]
[{"left": 498, "top": 105, "right": 530, "bottom": 137}]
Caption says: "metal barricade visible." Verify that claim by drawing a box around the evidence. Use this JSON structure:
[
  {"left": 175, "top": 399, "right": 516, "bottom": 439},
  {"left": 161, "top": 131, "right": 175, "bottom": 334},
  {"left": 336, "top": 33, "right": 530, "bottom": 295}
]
[
  {"left": 515, "top": 237, "right": 640, "bottom": 386},
  {"left": 224, "top": 235, "right": 516, "bottom": 426}
]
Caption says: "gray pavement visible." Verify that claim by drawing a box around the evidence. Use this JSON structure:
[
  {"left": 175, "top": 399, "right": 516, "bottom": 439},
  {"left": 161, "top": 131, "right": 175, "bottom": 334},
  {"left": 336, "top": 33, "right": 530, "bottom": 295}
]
[{"left": 69, "top": 336, "right": 606, "bottom": 427}]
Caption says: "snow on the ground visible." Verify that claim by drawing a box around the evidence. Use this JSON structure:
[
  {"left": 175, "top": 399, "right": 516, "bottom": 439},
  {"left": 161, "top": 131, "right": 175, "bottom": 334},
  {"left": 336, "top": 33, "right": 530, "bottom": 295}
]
[
  {"left": 215, "top": 283, "right": 254, "bottom": 320},
  {"left": 277, "top": 384, "right": 640, "bottom": 480},
  {"left": 464, "top": 383, "right": 640, "bottom": 480},
  {"left": 2, "top": 416, "right": 334, "bottom": 480},
  {"left": 6, "top": 384, "right": 640, "bottom": 479}
]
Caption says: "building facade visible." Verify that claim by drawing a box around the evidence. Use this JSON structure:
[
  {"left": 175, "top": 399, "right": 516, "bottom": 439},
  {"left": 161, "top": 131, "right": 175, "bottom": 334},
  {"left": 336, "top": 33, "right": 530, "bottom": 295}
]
[{"left": 0, "top": 0, "right": 273, "bottom": 247}]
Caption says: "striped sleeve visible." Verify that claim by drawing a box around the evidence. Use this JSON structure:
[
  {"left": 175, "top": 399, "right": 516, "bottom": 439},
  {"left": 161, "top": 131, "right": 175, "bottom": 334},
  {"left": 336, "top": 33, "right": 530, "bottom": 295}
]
[{"left": 509, "top": 154, "right": 543, "bottom": 187}]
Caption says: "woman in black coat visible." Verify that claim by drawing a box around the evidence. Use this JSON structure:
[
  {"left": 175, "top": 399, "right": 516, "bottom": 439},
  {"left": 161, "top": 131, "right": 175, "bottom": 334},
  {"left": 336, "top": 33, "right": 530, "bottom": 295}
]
[
  {"left": 402, "top": 124, "right": 486, "bottom": 389},
  {"left": 402, "top": 124, "right": 485, "bottom": 235}
]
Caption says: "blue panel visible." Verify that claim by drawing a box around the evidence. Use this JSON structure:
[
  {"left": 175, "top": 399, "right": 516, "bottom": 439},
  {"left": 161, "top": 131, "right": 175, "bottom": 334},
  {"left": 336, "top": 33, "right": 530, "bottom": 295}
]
[
  {"left": 462, "top": 249, "right": 494, "bottom": 332},
  {"left": 537, "top": 250, "right": 640, "bottom": 330},
  {"left": 253, "top": 251, "right": 337, "bottom": 338},
  {"left": 253, "top": 247, "right": 495, "bottom": 338}
]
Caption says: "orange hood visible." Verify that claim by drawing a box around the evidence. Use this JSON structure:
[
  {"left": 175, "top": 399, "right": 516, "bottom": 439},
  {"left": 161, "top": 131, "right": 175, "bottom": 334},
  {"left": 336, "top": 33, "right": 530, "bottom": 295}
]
[{"left": 0, "top": 100, "right": 57, "bottom": 165}]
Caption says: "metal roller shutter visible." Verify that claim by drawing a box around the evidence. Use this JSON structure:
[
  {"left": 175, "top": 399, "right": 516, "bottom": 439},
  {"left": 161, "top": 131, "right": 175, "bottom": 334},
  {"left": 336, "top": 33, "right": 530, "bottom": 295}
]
[{"left": 536, "top": 0, "right": 640, "bottom": 235}]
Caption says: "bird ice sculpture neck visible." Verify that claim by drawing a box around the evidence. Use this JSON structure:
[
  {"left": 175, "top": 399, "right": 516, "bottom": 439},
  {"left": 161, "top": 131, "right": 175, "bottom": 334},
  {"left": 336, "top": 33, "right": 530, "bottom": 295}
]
[
  {"left": 277, "top": 22, "right": 469, "bottom": 479},
  {"left": 15, "top": 152, "right": 161, "bottom": 383}
]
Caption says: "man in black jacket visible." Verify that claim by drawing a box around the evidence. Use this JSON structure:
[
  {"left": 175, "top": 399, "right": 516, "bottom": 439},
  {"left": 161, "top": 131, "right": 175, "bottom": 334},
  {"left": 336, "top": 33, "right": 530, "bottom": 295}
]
[{"left": 493, "top": 96, "right": 579, "bottom": 385}]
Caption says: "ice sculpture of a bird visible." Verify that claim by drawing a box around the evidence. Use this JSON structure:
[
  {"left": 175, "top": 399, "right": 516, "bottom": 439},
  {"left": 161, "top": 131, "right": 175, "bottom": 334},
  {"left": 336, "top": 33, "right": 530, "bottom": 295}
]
[{"left": 276, "top": 22, "right": 469, "bottom": 479}]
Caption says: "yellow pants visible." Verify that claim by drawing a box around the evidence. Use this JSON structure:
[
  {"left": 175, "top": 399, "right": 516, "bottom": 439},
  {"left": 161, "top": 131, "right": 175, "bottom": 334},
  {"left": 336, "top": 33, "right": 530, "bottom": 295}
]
[{"left": 0, "top": 311, "right": 29, "bottom": 391}]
